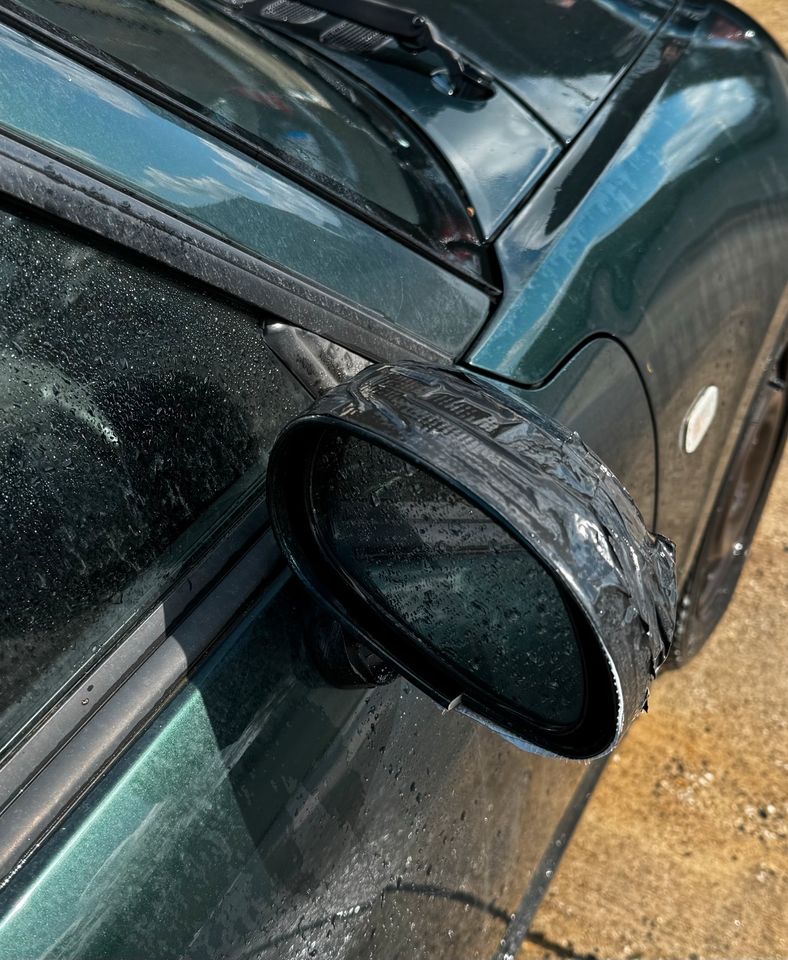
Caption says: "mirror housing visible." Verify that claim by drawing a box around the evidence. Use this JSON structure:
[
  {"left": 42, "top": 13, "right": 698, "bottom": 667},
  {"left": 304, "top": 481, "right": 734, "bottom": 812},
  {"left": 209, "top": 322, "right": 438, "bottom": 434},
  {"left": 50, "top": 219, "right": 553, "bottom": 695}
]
[{"left": 267, "top": 364, "right": 677, "bottom": 759}]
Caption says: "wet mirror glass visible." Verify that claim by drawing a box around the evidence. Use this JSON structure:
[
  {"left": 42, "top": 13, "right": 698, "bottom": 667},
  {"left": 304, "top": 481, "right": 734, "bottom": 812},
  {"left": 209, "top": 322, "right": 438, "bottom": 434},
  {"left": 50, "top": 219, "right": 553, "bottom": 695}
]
[{"left": 311, "top": 433, "right": 585, "bottom": 727}]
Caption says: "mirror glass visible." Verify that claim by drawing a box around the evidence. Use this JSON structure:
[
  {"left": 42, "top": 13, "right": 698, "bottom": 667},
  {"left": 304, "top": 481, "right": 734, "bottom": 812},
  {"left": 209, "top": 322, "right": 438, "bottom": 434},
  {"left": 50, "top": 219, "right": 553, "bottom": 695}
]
[{"left": 310, "top": 433, "right": 585, "bottom": 727}]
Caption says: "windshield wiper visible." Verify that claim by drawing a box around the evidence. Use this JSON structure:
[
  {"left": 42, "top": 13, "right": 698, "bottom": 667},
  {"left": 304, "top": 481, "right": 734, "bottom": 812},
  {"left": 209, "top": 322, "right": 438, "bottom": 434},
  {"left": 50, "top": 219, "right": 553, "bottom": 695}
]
[{"left": 220, "top": 0, "right": 494, "bottom": 101}]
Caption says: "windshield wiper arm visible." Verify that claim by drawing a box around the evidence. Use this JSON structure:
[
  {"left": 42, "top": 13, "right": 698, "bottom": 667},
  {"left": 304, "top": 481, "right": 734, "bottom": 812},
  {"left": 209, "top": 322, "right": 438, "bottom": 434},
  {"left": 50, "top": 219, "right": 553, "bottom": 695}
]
[{"left": 222, "top": 0, "right": 494, "bottom": 101}]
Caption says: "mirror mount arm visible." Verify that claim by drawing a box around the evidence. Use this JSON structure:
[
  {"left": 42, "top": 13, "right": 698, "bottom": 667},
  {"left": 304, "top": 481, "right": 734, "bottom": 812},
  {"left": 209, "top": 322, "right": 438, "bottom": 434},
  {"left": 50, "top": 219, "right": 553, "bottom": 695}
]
[{"left": 306, "top": 613, "right": 396, "bottom": 688}]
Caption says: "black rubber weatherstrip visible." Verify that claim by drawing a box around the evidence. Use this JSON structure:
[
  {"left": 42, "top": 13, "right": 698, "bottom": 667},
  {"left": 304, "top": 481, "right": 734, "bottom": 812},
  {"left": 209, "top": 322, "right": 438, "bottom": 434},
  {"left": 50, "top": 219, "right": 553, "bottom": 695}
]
[
  {"left": 0, "top": 131, "right": 451, "bottom": 367},
  {"left": 0, "top": 511, "right": 286, "bottom": 889}
]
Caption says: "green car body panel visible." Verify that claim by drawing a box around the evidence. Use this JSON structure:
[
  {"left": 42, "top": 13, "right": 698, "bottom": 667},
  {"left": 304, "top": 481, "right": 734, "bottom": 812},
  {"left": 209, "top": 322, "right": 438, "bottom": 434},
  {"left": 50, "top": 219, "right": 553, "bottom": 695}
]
[
  {"left": 0, "top": 1, "right": 786, "bottom": 957},
  {"left": 388, "top": 0, "right": 677, "bottom": 142},
  {"left": 468, "top": 6, "right": 788, "bottom": 575}
]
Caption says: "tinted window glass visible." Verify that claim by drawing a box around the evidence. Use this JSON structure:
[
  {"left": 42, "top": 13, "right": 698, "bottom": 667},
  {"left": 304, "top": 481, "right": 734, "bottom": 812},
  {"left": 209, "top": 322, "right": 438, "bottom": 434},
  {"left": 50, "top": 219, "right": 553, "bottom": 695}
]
[
  {"left": 18, "top": 0, "right": 481, "bottom": 272},
  {"left": 0, "top": 204, "right": 308, "bottom": 754}
]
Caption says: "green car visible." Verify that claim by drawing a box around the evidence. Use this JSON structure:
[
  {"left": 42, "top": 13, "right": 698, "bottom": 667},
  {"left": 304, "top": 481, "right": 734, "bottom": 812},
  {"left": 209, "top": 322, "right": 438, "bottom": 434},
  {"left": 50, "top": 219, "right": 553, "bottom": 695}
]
[{"left": 0, "top": 0, "right": 786, "bottom": 956}]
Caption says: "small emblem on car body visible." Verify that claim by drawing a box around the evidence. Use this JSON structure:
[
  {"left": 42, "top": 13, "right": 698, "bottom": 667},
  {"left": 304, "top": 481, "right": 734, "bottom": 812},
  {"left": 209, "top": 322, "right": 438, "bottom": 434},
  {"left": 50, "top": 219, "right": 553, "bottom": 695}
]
[{"left": 682, "top": 385, "right": 719, "bottom": 453}]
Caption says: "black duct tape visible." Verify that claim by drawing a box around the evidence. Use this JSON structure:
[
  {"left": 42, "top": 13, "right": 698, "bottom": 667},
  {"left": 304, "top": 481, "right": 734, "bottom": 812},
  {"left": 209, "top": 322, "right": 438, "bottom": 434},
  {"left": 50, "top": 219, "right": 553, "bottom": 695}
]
[{"left": 268, "top": 363, "right": 677, "bottom": 758}]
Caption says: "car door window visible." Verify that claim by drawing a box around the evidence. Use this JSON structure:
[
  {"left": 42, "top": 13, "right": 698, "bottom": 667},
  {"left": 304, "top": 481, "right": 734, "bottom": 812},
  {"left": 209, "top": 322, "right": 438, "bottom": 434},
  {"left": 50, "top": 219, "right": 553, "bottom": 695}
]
[{"left": 0, "top": 202, "right": 309, "bottom": 757}]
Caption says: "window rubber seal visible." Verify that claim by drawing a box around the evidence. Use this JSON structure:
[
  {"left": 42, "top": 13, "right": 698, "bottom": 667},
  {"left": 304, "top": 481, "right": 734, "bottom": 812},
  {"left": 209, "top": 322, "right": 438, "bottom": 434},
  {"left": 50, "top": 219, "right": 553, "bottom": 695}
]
[
  {"left": 0, "top": 495, "right": 288, "bottom": 889},
  {"left": 0, "top": 130, "right": 454, "bottom": 367},
  {"left": 0, "top": 1, "right": 498, "bottom": 292}
]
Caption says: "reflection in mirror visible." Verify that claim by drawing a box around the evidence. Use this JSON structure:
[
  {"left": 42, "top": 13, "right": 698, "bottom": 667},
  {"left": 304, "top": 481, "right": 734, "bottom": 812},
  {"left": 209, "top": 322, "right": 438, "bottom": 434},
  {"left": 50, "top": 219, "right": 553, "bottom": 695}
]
[{"left": 311, "top": 433, "right": 584, "bottom": 727}]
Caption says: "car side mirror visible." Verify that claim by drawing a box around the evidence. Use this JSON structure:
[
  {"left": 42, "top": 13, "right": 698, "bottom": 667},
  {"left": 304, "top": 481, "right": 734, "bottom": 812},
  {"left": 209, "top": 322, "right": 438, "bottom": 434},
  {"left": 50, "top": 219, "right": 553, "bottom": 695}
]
[{"left": 267, "top": 364, "right": 677, "bottom": 759}]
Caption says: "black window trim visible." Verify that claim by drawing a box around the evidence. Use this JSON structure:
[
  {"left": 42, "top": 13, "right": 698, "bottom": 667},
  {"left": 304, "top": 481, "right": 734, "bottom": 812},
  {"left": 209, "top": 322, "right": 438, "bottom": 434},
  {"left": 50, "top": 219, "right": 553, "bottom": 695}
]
[
  {"left": 0, "top": 130, "right": 455, "bottom": 367},
  {"left": 0, "top": 128, "right": 452, "bottom": 886},
  {"left": 0, "top": 0, "right": 499, "bottom": 292},
  {"left": 0, "top": 501, "right": 288, "bottom": 888}
]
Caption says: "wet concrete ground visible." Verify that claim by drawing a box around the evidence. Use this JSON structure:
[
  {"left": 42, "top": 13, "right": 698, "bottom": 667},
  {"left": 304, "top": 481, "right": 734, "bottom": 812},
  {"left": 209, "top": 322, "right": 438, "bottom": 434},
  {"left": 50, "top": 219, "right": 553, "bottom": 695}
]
[{"left": 521, "top": 5, "right": 787, "bottom": 958}]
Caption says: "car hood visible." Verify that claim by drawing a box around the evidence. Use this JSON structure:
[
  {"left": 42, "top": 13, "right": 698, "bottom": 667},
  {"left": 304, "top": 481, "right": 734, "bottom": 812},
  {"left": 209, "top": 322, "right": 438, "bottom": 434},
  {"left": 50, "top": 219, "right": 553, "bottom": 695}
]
[{"left": 413, "top": 0, "right": 673, "bottom": 141}]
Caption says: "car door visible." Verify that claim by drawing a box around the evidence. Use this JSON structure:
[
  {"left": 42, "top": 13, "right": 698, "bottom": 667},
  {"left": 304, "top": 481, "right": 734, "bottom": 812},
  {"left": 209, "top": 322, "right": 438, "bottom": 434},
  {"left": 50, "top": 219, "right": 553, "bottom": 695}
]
[
  {"left": 0, "top": 205, "right": 653, "bottom": 960},
  {"left": 0, "top": 155, "right": 600, "bottom": 960},
  {"left": 0, "top": 12, "right": 658, "bottom": 960},
  {"left": 0, "top": 182, "right": 596, "bottom": 957}
]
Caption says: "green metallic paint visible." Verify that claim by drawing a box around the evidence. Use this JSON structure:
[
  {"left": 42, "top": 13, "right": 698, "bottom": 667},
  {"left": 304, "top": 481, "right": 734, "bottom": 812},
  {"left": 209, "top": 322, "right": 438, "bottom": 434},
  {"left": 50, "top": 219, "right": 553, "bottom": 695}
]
[
  {"left": 401, "top": 0, "right": 675, "bottom": 141},
  {"left": 502, "top": 339, "right": 658, "bottom": 528},
  {"left": 0, "top": 577, "right": 593, "bottom": 960},
  {"left": 0, "top": 579, "right": 362, "bottom": 958},
  {"left": 468, "top": 7, "right": 788, "bottom": 572},
  {"left": 0, "top": 339, "right": 654, "bottom": 960},
  {"left": 293, "top": 47, "right": 561, "bottom": 239}
]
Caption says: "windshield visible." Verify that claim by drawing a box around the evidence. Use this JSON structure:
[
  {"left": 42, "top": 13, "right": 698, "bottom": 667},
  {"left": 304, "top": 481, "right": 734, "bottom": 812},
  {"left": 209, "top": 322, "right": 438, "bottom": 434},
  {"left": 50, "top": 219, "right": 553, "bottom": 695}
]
[{"left": 15, "top": 0, "right": 483, "bottom": 275}]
